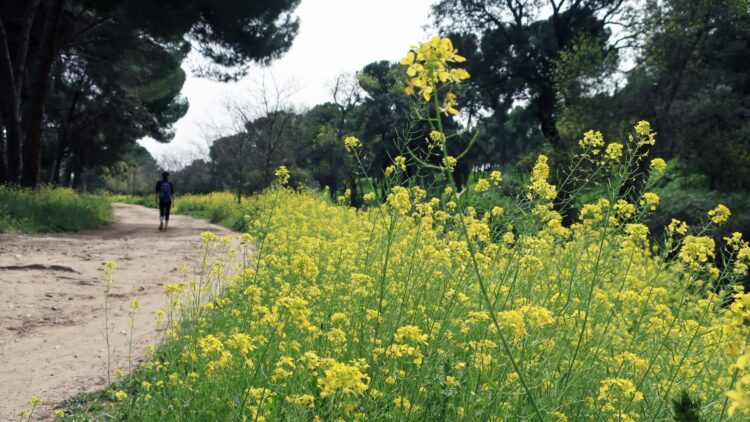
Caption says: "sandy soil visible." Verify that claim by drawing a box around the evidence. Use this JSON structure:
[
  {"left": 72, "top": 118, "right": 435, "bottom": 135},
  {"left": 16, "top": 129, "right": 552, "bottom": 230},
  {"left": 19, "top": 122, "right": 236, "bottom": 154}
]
[{"left": 0, "top": 203, "right": 237, "bottom": 420}]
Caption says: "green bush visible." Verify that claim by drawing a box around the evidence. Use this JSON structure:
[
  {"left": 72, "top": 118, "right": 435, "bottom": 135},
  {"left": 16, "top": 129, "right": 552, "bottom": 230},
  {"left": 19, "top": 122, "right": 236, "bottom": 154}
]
[
  {"left": 650, "top": 160, "right": 750, "bottom": 246},
  {"left": 0, "top": 186, "right": 113, "bottom": 233}
]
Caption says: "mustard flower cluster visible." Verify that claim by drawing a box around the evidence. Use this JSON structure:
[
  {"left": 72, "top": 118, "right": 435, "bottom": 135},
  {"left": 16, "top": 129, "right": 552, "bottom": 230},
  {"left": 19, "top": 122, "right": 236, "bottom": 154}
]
[
  {"left": 442, "top": 155, "right": 457, "bottom": 172},
  {"left": 579, "top": 129, "right": 605, "bottom": 154},
  {"left": 275, "top": 166, "right": 290, "bottom": 186},
  {"left": 400, "top": 36, "right": 470, "bottom": 106},
  {"left": 343, "top": 135, "right": 362, "bottom": 153},
  {"left": 604, "top": 142, "right": 624, "bottom": 161},
  {"left": 527, "top": 155, "right": 557, "bottom": 201},
  {"left": 474, "top": 178, "right": 490, "bottom": 193},
  {"left": 489, "top": 170, "right": 502, "bottom": 186},
  {"left": 634, "top": 120, "right": 656, "bottom": 144},
  {"left": 708, "top": 203, "right": 731, "bottom": 224},
  {"left": 639, "top": 191, "right": 660, "bottom": 211},
  {"left": 650, "top": 157, "right": 667, "bottom": 174}
]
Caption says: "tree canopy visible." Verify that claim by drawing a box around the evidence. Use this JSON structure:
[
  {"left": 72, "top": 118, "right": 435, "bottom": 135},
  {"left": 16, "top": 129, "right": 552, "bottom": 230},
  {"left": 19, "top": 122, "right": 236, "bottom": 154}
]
[{"left": 0, "top": 0, "right": 301, "bottom": 186}]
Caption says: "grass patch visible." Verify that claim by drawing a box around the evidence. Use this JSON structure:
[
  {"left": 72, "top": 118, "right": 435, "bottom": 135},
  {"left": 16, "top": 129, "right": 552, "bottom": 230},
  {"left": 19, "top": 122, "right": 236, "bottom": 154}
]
[{"left": 0, "top": 186, "right": 113, "bottom": 233}]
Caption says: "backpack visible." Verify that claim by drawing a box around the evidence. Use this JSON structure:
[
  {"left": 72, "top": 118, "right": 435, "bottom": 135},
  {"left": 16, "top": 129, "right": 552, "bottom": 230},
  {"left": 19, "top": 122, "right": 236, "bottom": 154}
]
[{"left": 159, "top": 181, "right": 172, "bottom": 202}]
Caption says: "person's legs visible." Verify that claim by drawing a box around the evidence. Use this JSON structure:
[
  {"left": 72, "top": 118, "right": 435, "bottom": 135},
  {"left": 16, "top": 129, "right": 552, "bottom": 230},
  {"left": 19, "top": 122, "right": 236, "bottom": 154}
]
[
  {"left": 163, "top": 202, "right": 172, "bottom": 231},
  {"left": 158, "top": 201, "right": 166, "bottom": 231}
]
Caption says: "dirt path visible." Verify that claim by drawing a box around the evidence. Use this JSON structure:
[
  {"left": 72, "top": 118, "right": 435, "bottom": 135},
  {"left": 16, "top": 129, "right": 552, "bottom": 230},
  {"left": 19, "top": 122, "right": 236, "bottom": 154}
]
[{"left": 0, "top": 203, "right": 237, "bottom": 420}]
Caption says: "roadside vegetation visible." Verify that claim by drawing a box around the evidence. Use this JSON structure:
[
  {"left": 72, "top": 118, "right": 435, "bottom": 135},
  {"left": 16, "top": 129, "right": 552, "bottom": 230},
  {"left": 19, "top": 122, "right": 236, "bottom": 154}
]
[
  {"left": 0, "top": 187, "right": 112, "bottom": 233},
  {"left": 59, "top": 177, "right": 750, "bottom": 420}
]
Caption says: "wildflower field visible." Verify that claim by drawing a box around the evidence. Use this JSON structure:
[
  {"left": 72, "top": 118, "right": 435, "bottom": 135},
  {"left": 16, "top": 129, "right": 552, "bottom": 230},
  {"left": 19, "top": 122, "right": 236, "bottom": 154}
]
[
  {"left": 59, "top": 37, "right": 750, "bottom": 421},
  {"left": 76, "top": 178, "right": 750, "bottom": 421}
]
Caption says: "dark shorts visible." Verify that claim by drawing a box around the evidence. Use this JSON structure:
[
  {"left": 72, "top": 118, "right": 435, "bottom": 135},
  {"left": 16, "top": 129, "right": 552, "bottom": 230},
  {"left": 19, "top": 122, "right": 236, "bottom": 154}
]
[{"left": 159, "top": 200, "right": 172, "bottom": 219}]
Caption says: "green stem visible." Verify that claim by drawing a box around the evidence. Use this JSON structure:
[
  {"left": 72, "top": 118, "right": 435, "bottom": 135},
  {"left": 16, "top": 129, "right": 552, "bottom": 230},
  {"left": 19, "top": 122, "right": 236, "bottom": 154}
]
[{"left": 431, "top": 87, "right": 543, "bottom": 420}]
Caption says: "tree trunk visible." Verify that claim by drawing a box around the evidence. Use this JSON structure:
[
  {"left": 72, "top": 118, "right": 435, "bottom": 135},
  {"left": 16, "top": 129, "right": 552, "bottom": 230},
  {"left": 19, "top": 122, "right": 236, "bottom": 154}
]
[
  {"left": 0, "top": 113, "right": 5, "bottom": 182},
  {"left": 51, "top": 129, "right": 67, "bottom": 184},
  {"left": 51, "top": 76, "right": 84, "bottom": 184},
  {"left": 1, "top": 105, "right": 22, "bottom": 183},
  {"left": 71, "top": 159, "right": 82, "bottom": 189},
  {"left": 84, "top": 167, "right": 95, "bottom": 192},
  {"left": 0, "top": 27, "right": 22, "bottom": 183},
  {"left": 0, "top": 0, "right": 41, "bottom": 183},
  {"left": 21, "top": 0, "right": 65, "bottom": 187},
  {"left": 62, "top": 155, "right": 73, "bottom": 187},
  {"left": 492, "top": 96, "right": 512, "bottom": 163}
]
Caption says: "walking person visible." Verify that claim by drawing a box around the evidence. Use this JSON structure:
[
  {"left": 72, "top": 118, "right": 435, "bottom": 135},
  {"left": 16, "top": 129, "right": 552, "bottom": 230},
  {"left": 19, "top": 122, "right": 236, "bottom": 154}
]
[{"left": 155, "top": 171, "right": 175, "bottom": 232}]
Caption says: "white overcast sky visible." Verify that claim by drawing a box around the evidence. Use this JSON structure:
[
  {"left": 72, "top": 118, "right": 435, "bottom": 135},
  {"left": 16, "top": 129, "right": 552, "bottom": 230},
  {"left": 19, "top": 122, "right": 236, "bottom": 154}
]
[{"left": 139, "top": 0, "right": 435, "bottom": 166}]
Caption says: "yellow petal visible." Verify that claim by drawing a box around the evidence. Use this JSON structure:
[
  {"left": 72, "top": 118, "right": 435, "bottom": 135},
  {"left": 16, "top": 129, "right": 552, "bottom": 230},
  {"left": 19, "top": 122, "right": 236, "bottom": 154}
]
[
  {"left": 440, "top": 37, "right": 453, "bottom": 52},
  {"left": 450, "top": 69, "right": 470, "bottom": 80},
  {"left": 400, "top": 52, "right": 415, "bottom": 65}
]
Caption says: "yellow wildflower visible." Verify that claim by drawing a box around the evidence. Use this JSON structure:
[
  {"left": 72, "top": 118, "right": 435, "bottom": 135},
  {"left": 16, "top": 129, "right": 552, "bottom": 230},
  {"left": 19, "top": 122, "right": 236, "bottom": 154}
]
[
  {"left": 579, "top": 129, "right": 605, "bottom": 154},
  {"left": 318, "top": 362, "right": 369, "bottom": 398},
  {"left": 490, "top": 170, "right": 502, "bottom": 186},
  {"left": 286, "top": 394, "right": 316, "bottom": 408},
  {"left": 343, "top": 135, "right": 361, "bottom": 153},
  {"left": 639, "top": 192, "right": 660, "bottom": 211},
  {"left": 394, "top": 325, "right": 428, "bottom": 344},
  {"left": 605, "top": 143, "right": 623, "bottom": 161},
  {"left": 650, "top": 158, "right": 667, "bottom": 174},
  {"left": 475, "top": 178, "right": 490, "bottom": 193},
  {"left": 394, "top": 156, "right": 407, "bottom": 172},
  {"left": 708, "top": 204, "right": 731, "bottom": 224},
  {"left": 528, "top": 155, "right": 557, "bottom": 201},
  {"left": 667, "top": 218, "right": 689, "bottom": 236},
  {"left": 679, "top": 236, "right": 715, "bottom": 268},
  {"left": 442, "top": 92, "right": 459, "bottom": 115},
  {"left": 428, "top": 130, "right": 445, "bottom": 147},
  {"left": 445, "top": 375, "right": 459, "bottom": 387},
  {"left": 634, "top": 120, "right": 652, "bottom": 137},
  {"left": 387, "top": 186, "right": 411, "bottom": 214},
  {"left": 401, "top": 36, "right": 469, "bottom": 102},
  {"left": 442, "top": 156, "right": 457, "bottom": 172},
  {"left": 274, "top": 166, "right": 290, "bottom": 186}
]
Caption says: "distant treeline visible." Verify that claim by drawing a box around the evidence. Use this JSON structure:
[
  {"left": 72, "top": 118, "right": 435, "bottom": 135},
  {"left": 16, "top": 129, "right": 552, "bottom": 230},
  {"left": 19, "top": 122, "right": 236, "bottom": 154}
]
[
  {"left": 154, "top": 1, "right": 750, "bottom": 203},
  {"left": 6, "top": 1, "right": 748, "bottom": 210}
]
